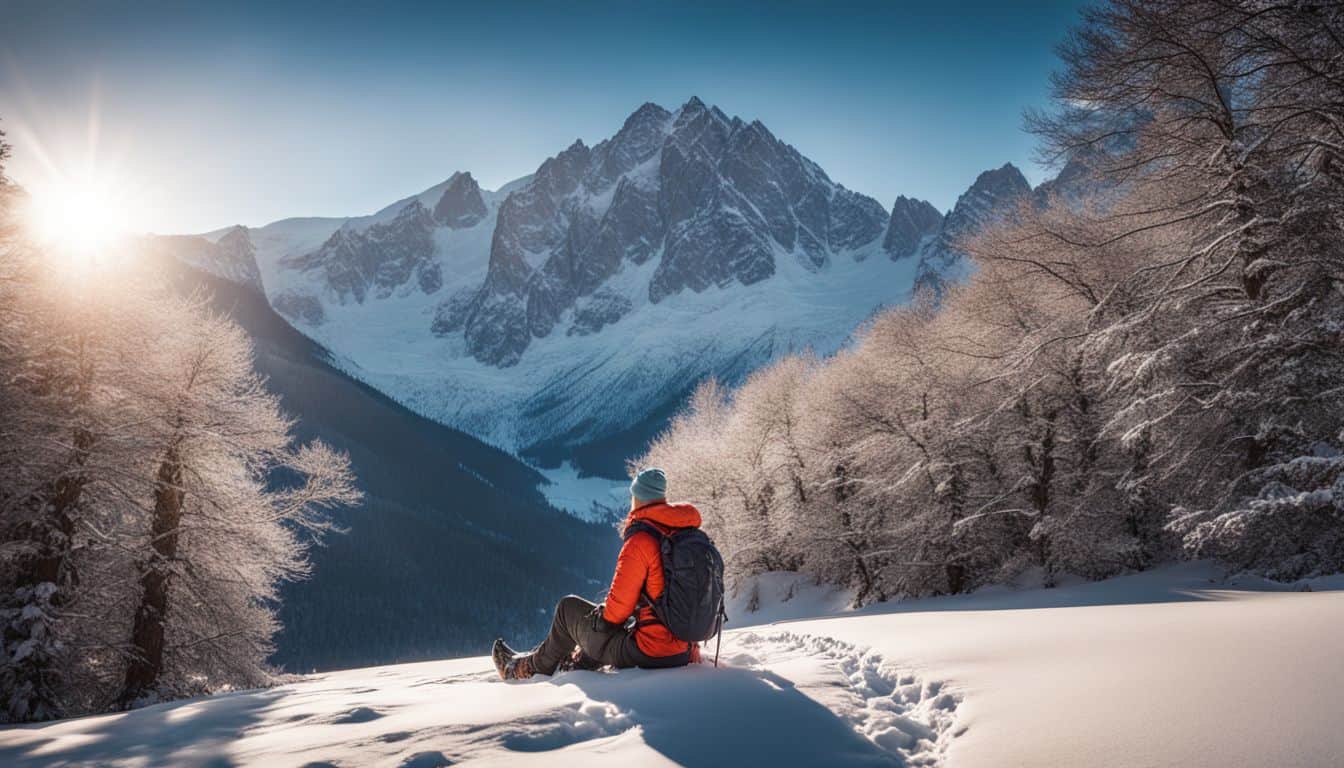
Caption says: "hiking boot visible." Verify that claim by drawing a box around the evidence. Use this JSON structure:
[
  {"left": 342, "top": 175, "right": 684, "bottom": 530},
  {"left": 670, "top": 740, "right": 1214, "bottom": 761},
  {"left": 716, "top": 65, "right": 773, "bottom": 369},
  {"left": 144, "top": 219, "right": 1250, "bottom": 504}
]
[
  {"left": 503, "top": 654, "right": 535, "bottom": 680},
  {"left": 492, "top": 638, "right": 536, "bottom": 680},
  {"left": 492, "top": 638, "right": 520, "bottom": 679}
]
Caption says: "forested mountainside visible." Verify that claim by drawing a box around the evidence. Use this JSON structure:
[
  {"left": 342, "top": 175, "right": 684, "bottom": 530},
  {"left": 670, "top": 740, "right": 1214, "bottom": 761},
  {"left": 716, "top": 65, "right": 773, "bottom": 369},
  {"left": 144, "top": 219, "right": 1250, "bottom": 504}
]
[{"left": 162, "top": 264, "right": 617, "bottom": 671}]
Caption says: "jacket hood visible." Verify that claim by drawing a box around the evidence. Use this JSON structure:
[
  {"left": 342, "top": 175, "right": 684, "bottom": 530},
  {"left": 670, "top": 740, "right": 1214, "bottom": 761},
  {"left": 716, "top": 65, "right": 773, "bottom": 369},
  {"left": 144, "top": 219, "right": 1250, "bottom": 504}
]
[{"left": 624, "top": 500, "right": 702, "bottom": 532}]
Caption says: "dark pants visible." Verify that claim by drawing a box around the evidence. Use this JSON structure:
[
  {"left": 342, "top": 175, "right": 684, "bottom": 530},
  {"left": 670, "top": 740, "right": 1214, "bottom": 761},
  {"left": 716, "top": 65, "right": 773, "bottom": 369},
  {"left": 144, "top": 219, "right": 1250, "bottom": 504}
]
[{"left": 532, "top": 595, "right": 687, "bottom": 675}]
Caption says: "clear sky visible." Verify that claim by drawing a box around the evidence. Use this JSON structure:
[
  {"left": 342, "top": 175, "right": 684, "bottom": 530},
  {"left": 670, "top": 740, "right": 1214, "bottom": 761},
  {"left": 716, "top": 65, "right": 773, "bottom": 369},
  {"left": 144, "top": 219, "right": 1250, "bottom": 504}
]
[{"left": 0, "top": 0, "right": 1088, "bottom": 234}]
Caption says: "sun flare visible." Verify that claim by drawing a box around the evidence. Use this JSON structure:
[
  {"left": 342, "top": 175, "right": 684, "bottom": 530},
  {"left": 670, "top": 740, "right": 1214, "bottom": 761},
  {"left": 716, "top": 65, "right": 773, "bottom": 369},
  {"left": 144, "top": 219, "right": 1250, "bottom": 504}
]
[{"left": 25, "top": 173, "right": 137, "bottom": 270}]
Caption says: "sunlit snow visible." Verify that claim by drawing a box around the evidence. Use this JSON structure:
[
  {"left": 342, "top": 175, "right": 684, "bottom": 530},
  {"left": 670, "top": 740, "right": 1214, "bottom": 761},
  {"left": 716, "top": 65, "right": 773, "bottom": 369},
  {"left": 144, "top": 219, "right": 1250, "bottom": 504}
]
[
  {"left": 537, "top": 461, "right": 627, "bottom": 522},
  {"left": 5, "top": 563, "right": 1340, "bottom": 767}
]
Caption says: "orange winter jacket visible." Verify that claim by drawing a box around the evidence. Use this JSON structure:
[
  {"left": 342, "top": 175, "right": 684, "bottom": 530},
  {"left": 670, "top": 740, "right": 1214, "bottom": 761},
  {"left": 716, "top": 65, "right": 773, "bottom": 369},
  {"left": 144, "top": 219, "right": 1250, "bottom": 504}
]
[{"left": 602, "top": 500, "right": 702, "bottom": 659}]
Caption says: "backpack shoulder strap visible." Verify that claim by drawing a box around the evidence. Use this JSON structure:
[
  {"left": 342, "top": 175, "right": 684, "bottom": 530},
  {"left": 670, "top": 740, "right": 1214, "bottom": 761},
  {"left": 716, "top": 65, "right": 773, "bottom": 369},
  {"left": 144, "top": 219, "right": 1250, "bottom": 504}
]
[
  {"left": 623, "top": 520, "right": 672, "bottom": 618},
  {"left": 623, "top": 519, "right": 666, "bottom": 543}
]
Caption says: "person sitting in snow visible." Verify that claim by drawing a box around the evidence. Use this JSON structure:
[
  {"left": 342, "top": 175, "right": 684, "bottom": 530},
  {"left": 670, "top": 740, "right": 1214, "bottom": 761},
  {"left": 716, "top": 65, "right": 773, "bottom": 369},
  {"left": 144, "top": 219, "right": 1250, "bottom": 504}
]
[{"left": 493, "top": 468, "right": 715, "bottom": 679}]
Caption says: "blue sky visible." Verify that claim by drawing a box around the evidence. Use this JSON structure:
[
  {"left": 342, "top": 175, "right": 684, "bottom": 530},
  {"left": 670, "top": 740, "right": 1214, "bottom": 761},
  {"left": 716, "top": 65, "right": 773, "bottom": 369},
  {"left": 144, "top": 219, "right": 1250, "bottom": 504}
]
[{"left": 0, "top": 0, "right": 1087, "bottom": 233}]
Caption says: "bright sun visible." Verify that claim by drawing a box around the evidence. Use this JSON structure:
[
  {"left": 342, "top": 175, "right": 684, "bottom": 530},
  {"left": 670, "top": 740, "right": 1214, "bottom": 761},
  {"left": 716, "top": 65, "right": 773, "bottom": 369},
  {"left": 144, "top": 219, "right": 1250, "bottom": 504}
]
[{"left": 26, "top": 174, "right": 135, "bottom": 268}]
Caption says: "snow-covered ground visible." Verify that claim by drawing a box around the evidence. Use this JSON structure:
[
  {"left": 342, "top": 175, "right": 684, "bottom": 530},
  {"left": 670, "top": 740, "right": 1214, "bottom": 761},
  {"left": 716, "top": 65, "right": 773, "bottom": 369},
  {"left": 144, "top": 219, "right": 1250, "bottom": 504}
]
[
  {"left": 4, "top": 563, "right": 1341, "bottom": 767},
  {"left": 536, "top": 461, "right": 628, "bottom": 522}
]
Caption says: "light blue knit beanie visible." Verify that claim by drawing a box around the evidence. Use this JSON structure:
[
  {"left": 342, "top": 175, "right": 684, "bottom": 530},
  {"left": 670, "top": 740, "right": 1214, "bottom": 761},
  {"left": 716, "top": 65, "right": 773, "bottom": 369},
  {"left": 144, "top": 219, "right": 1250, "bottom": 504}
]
[{"left": 630, "top": 467, "right": 668, "bottom": 502}]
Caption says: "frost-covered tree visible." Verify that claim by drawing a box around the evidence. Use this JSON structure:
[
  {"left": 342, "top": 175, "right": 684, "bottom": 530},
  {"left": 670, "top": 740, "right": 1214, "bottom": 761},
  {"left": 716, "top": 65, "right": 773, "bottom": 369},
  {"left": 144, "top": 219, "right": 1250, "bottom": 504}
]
[
  {"left": 640, "top": 364, "right": 814, "bottom": 594},
  {"left": 1170, "top": 442, "right": 1344, "bottom": 580},
  {"left": 115, "top": 299, "right": 359, "bottom": 707},
  {"left": 1028, "top": 0, "right": 1344, "bottom": 578},
  {"left": 805, "top": 295, "right": 980, "bottom": 600},
  {"left": 644, "top": 1, "right": 1344, "bottom": 605},
  {"left": 0, "top": 126, "right": 360, "bottom": 718},
  {"left": 0, "top": 193, "right": 146, "bottom": 721}
]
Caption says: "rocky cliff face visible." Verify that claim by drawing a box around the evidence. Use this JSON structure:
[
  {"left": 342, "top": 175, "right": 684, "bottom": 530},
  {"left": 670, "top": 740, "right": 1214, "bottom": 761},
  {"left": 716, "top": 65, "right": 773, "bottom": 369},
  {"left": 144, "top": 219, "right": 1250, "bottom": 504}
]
[
  {"left": 282, "top": 199, "right": 441, "bottom": 304},
  {"left": 883, "top": 196, "right": 944, "bottom": 260},
  {"left": 146, "top": 225, "right": 263, "bottom": 291},
  {"left": 911, "top": 163, "right": 1032, "bottom": 292},
  {"left": 451, "top": 97, "right": 891, "bottom": 366},
  {"left": 433, "top": 171, "right": 488, "bottom": 228},
  {"left": 153, "top": 98, "right": 1060, "bottom": 472}
]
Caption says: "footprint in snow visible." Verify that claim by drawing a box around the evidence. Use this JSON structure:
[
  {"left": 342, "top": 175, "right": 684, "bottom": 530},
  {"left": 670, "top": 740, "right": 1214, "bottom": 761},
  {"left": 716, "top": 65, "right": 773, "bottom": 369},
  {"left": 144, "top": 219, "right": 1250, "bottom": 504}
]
[
  {"left": 330, "top": 706, "right": 384, "bottom": 724},
  {"left": 400, "top": 751, "right": 454, "bottom": 767},
  {"left": 732, "top": 630, "right": 964, "bottom": 766}
]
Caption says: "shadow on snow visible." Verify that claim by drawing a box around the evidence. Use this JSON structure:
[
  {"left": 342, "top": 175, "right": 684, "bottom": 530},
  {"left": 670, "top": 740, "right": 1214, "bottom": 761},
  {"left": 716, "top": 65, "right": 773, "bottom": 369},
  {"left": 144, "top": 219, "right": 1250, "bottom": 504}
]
[{"left": 551, "top": 663, "right": 895, "bottom": 766}]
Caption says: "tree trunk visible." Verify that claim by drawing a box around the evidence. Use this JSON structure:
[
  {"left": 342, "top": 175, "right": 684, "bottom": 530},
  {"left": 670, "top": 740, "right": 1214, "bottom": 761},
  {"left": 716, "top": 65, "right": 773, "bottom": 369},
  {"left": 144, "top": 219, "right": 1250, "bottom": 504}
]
[
  {"left": 27, "top": 428, "right": 91, "bottom": 587},
  {"left": 17, "top": 330, "right": 97, "bottom": 595},
  {"left": 119, "top": 448, "right": 185, "bottom": 708},
  {"left": 1024, "top": 408, "right": 1057, "bottom": 579},
  {"left": 945, "top": 563, "right": 967, "bottom": 594},
  {"left": 1231, "top": 168, "right": 1274, "bottom": 302},
  {"left": 1030, "top": 415, "right": 1056, "bottom": 516},
  {"left": 1, "top": 416, "right": 94, "bottom": 721},
  {"left": 850, "top": 542, "right": 877, "bottom": 608}
]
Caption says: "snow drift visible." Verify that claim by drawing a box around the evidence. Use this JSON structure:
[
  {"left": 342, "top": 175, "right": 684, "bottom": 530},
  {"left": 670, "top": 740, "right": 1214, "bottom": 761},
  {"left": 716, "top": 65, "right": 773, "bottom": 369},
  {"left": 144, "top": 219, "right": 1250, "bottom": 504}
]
[{"left": 3, "top": 563, "right": 1340, "bottom": 767}]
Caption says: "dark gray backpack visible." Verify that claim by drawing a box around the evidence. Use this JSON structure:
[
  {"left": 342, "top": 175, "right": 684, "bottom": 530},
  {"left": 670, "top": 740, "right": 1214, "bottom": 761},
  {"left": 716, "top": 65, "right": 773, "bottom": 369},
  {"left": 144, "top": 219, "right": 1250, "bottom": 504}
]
[{"left": 625, "top": 521, "right": 727, "bottom": 659}]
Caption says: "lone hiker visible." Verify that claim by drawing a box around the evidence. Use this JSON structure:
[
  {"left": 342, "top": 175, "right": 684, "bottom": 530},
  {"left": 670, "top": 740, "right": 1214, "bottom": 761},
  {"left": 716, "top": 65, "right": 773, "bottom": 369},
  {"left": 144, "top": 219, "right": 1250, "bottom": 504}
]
[{"left": 493, "top": 467, "right": 725, "bottom": 680}]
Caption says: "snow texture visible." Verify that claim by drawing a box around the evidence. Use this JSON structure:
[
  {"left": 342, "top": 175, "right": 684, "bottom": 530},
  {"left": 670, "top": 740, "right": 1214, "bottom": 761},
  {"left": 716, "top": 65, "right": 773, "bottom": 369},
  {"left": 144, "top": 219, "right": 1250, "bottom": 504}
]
[
  {"left": 0, "top": 635, "right": 950, "bottom": 766},
  {"left": 536, "top": 461, "right": 627, "bottom": 522},
  {"left": 3, "top": 563, "right": 1340, "bottom": 767}
]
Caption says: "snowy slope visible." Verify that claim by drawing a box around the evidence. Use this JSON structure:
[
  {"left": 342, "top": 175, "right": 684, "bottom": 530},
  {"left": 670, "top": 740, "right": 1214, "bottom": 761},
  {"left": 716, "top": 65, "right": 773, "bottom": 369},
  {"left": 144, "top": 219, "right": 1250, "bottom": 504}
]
[
  {"left": 157, "top": 265, "right": 614, "bottom": 672},
  {"left": 537, "top": 461, "right": 629, "bottom": 522},
  {"left": 313, "top": 232, "right": 917, "bottom": 452},
  {"left": 5, "top": 564, "right": 1340, "bottom": 767},
  {"left": 152, "top": 100, "right": 941, "bottom": 480}
]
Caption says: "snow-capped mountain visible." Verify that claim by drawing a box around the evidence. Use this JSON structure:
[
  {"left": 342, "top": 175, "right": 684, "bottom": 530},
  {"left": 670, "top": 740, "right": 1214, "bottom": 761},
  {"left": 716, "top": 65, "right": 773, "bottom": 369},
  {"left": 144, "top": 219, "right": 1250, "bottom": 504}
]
[
  {"left": 155, "top": 99, "right": 1031, "bottom": 478},
  {"left": 143, "top": 225, "right": 262, "bottom": 290},
  {"left": 280, "top": 171, "right": 494, "bottom": 309},
  {"left": 882, "top": 195, "right": 944, "bottom": 260},
  {"left": 901, "top": 162, "right": 1032, "bottom": 293},
  {"left": 449, "top": 98, "right": 890, "bottom": 367}
]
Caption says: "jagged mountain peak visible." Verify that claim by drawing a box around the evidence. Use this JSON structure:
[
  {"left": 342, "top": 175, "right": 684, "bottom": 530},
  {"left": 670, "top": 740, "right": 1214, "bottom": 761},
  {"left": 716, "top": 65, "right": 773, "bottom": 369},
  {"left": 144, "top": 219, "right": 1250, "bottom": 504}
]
[
  {"left": 587, "top": 104, "right": 675, "bottom": 191},
  {"left": 894, "top": 194, "right": 937, "bottom": 208},
  {"left": 151, "top": 224, "right": 263, "bottom": 292},
  {"left": 952, "top": 163, "right": 1031, "bottom": 224},
  {"left": 971, "top": 163, "right": 1031, "bottom": 194},
  {"left": 434, "top": 171, "right": 487, "bottom": 228},
  {"left": 671, "top": 96, "right": 734, "bottom": 136},
  {"left": 883, "top": 196, "right": 944, "bottom": 260},
  {"left": 156, "top": 110, "right": 1093, "bottom": 465},
  {"left": 904, "top": 162, "right": 1033, "bottom": 293},
  {"left": 456, "top": 98, "right": 892, "bottom": 366},
  {"left": 625, "top": 101, "right": 673, "bottom": 126},
  {"left": 441, "top": 170, "right": 473, "bottom": 187},
  {"left": 283, "top": 197, "right": 440, "bottom": 305},
  {"left": 217, "top": 224, "right": 252, "bottom": 250}
]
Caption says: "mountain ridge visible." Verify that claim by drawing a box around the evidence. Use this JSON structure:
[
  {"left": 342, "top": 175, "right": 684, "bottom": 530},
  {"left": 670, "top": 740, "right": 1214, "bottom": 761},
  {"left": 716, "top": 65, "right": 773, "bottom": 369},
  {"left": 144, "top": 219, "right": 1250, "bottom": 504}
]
[{"left": 153, "top": 98, "right": 1044, "bottom": 488}]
